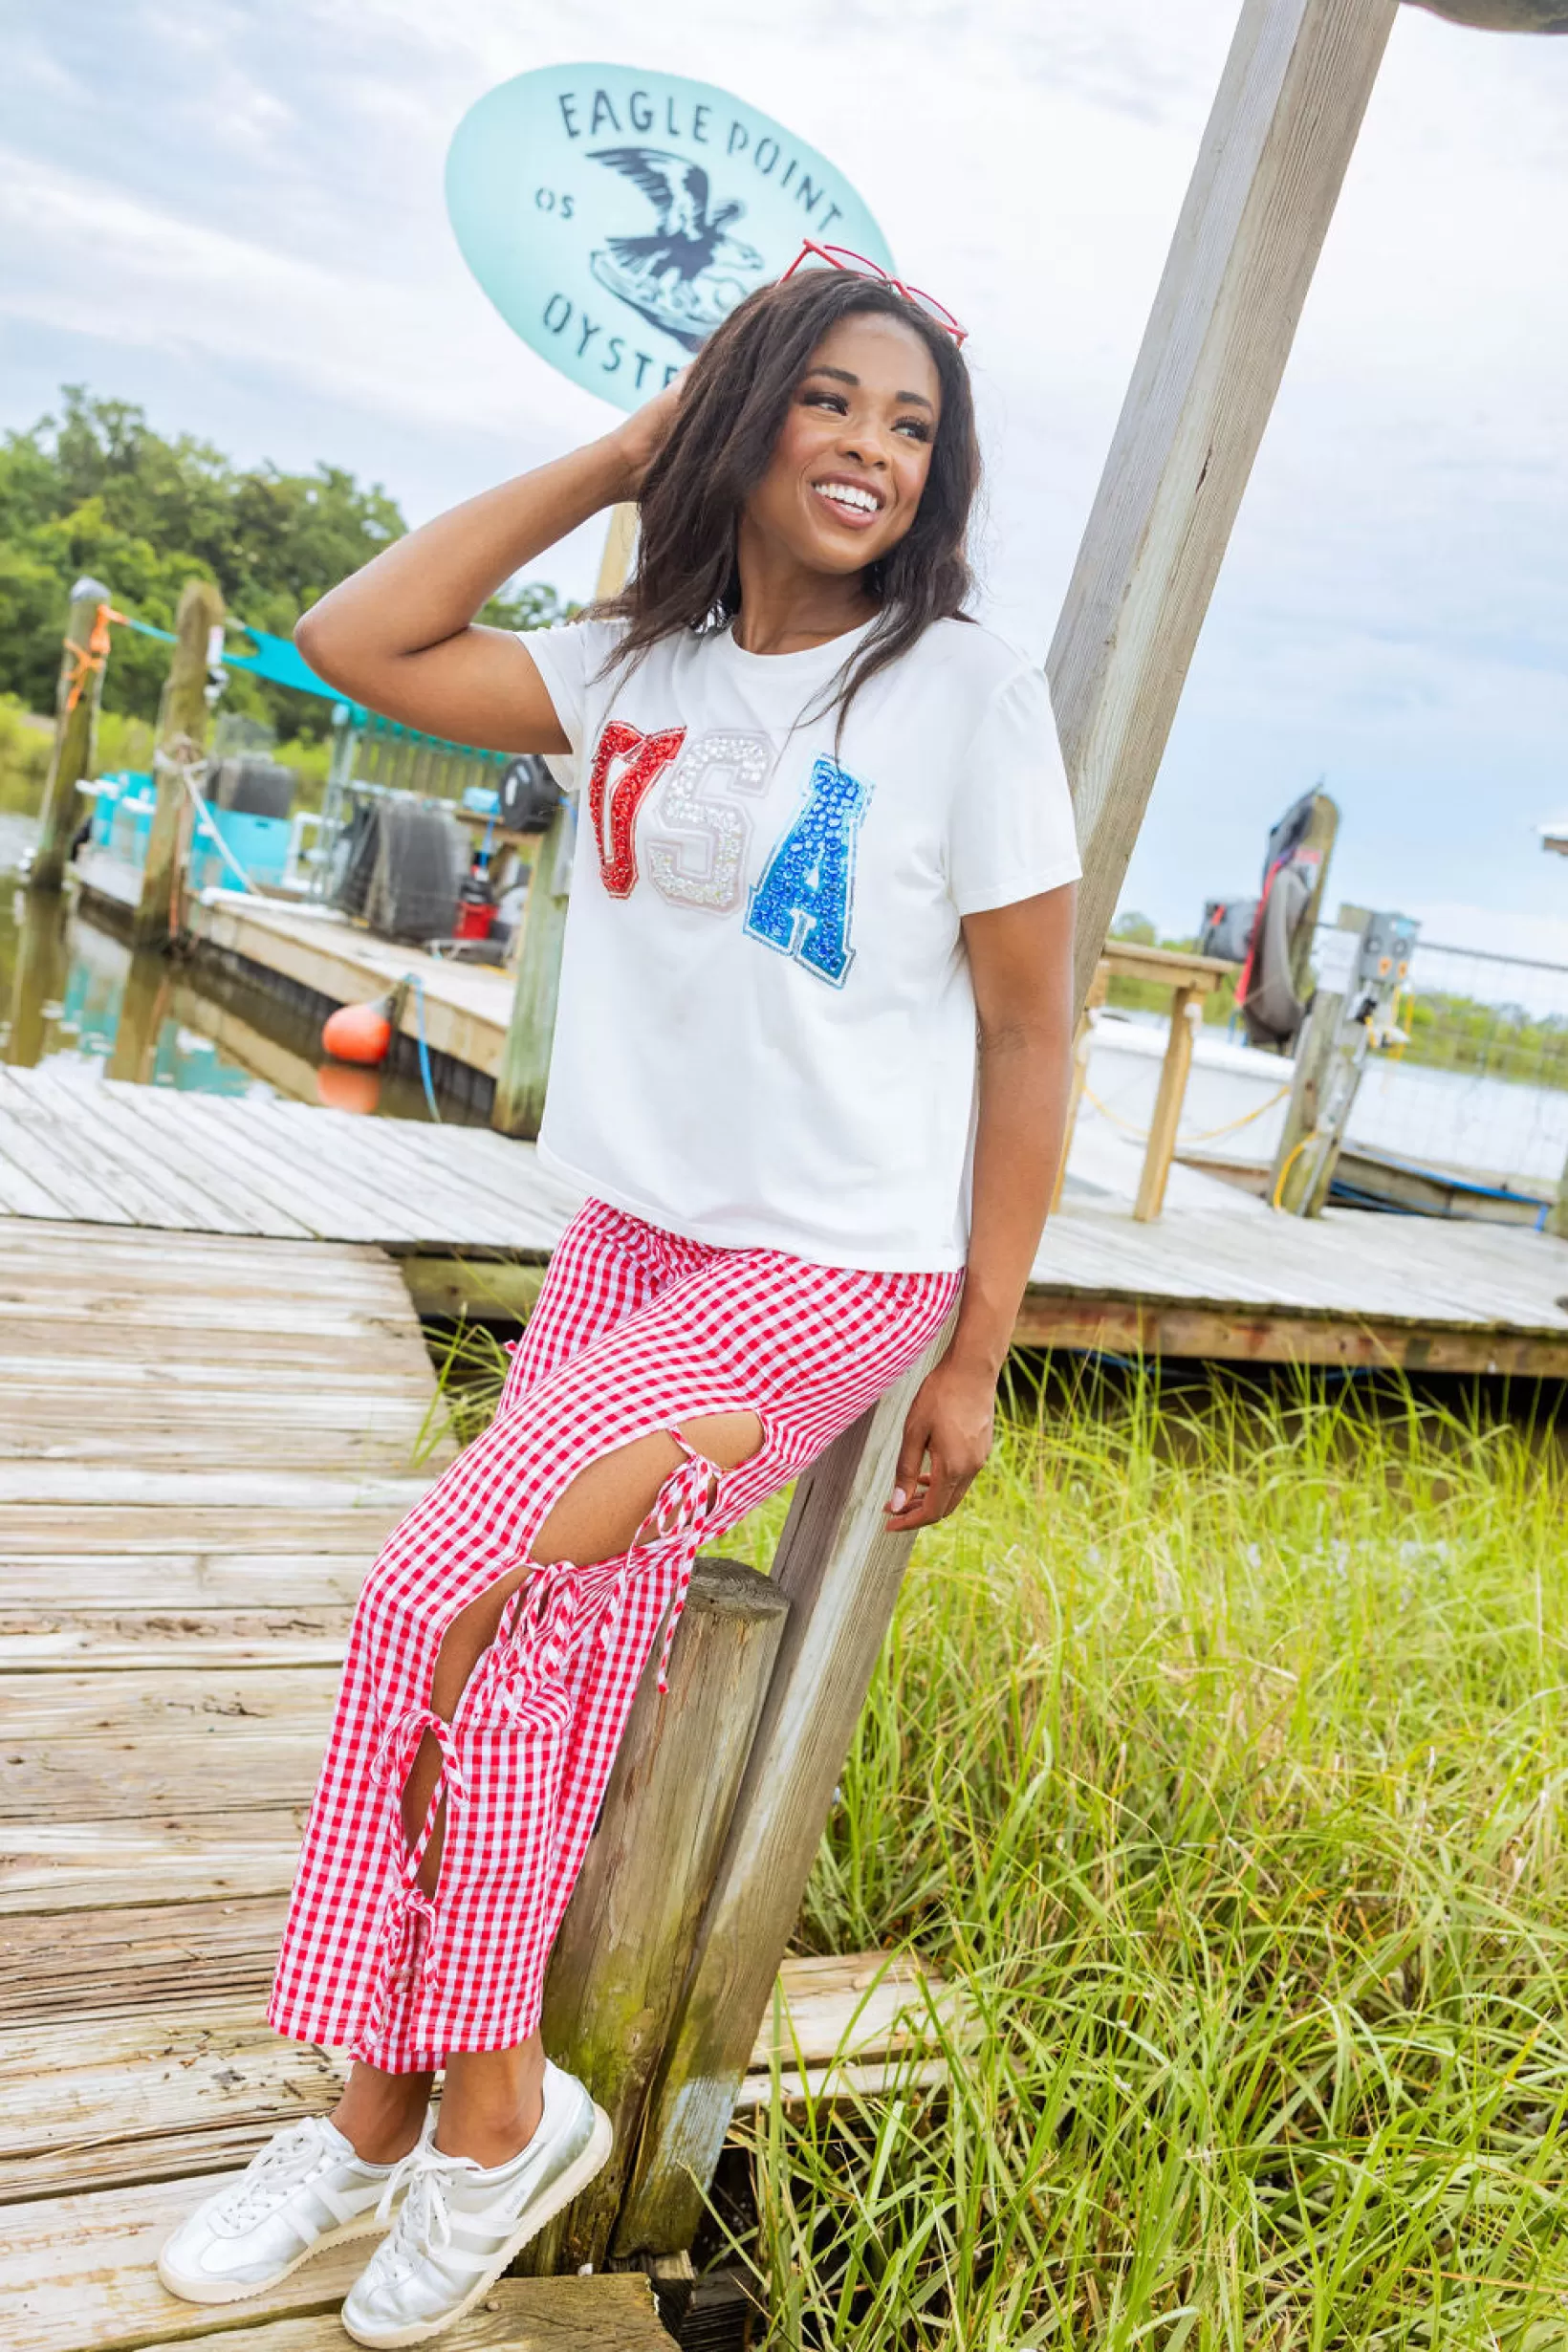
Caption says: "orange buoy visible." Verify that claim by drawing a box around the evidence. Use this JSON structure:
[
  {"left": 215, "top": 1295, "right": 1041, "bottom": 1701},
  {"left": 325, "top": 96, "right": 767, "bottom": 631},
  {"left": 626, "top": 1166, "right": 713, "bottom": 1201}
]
[
  {"left": 316, "top": 1061, "right": 381, "bottom": 1115},
  {"left": 322, "top": 996, "right": 394, "bottom": 1066}
]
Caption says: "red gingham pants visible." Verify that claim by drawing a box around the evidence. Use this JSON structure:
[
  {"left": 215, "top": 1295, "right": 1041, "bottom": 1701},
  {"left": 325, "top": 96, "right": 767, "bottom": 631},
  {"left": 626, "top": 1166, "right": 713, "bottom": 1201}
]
[{"left": 269, "top": 1199, "right": 960, "bottom": 2071}]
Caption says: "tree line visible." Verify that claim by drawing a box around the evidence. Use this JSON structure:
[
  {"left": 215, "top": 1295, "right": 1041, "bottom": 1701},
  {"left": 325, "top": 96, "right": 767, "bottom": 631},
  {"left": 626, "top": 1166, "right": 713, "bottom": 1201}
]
[{"left": 0, "top": 387, "right": 565, "bottom": 748}]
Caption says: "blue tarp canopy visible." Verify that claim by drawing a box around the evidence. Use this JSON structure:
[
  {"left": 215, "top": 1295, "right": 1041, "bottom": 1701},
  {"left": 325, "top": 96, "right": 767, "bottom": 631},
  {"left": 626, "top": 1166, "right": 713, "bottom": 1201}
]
[
  {"left": 224, "top": 622, "right": 343, "bottom": 704},
  {"left": 116, "top": 608, "right": 347, "bottom": 708}
]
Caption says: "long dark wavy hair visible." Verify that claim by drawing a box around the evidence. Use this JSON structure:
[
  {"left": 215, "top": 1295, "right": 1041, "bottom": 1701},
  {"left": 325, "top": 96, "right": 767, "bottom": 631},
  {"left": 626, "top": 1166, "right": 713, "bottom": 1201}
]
[{"left": 595, "top": 270, "right": 981, "bottom": 730}]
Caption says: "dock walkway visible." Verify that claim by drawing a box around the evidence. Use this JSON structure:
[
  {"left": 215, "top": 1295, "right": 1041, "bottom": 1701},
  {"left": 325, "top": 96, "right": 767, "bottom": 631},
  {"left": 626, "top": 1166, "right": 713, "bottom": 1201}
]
[{"left": 1, "top": 1064, "right": 1565, "bottom": 1371}]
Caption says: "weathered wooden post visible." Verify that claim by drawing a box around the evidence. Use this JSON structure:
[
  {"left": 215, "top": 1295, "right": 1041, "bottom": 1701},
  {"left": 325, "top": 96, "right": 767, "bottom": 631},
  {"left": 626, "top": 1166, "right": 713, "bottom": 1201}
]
[
  {"left": 490, "top": 802, "right": 572, "bottom": 1139},
  {"left": 1550, "top": 1163, "right": 1568, "bottom": 1243},
  {"left": 1048, "top": 0, "right": 1398, "bottom": 1012},
  {"left": 107, "top": 951, "right": 174, "bottom": 1086},
  {"left": 30, "top": 576, "right": 111, "bottom": 893},
  {"left": 491, "top": 515, "right": 635, "bottom": 1139},
  {"left": 521, "top": 1557, "right": 789, "bottom": 2275},
  {"left": 1271, "top": 906, "right": 1419, "bottom": 1213},
  {"left": 132, "top": 576, "right": 225, "bottom": 948},
  {"left": 1134, "top": 986, "right": 1202, "bottom": 1222},
  {"left": 1269, "top": 948, "right": 1361, "bottom": 1215}
]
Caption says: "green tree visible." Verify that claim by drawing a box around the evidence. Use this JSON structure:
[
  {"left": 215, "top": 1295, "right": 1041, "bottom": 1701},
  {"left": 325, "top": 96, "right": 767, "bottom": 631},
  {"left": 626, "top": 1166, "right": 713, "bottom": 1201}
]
[{"left": 0, "top": 387, "right": 567, "bottom": 744}]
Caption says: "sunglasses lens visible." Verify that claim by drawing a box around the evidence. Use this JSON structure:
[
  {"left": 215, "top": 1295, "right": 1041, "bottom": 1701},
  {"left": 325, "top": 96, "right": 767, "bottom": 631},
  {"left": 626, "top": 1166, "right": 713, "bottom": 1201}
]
[{"left": 905, "top": 287, "right": 959, "bottom": 329}]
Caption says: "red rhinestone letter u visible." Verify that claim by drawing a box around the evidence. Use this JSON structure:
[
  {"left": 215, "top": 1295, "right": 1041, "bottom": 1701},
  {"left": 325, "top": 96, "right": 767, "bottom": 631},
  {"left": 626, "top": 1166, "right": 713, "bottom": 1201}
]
[{"left": 587, "top": 722, "right": 686, "bottom": 898}]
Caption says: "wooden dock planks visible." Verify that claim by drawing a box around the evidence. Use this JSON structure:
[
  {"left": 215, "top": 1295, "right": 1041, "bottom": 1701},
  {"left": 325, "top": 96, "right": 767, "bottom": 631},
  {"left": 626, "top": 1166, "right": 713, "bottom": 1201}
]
[
  {"left": 0, "top": 1218, "right": 454, "bottom": 2344},
  {"left": 2, "top": 1065, "right": 1567, "bottom": 1370}
]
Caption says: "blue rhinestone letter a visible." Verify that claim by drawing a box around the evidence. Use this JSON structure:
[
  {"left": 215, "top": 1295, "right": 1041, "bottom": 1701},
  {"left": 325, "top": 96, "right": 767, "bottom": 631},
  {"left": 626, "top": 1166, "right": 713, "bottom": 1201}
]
[{"left": 744, "top": 756, "right": 871, "bottom": 989}]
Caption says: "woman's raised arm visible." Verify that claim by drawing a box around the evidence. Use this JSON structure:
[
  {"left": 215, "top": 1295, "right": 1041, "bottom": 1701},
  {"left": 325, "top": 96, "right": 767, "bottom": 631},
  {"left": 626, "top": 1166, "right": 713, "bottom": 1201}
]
[{"left": 294, "top": 383, "right": 682, "bottom": 752}]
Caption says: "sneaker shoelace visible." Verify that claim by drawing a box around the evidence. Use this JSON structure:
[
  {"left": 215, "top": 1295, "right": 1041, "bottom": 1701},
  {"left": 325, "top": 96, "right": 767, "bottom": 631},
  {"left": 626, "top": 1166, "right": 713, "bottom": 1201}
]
[
  {"left": 373, "top": 2143, "right": 460, "bottom": 2278},
  {"left": 211, "top": 2119, "right": 337, "bottom": 2234}
]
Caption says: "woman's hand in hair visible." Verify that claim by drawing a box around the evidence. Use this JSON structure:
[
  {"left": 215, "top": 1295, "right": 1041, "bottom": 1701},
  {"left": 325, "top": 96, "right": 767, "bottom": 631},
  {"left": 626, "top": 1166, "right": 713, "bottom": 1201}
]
[
  {"left": 609, "top": 371, "right": 689, "bottom": 497},
  {"left": 884, "top": 1353, "right": 996, "bottom": 1533}
]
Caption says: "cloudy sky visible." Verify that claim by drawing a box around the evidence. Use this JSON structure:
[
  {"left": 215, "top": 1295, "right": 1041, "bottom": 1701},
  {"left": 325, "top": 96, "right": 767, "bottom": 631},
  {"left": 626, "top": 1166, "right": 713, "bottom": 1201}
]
[{"left": 5, "top": 0, "right": 1568, "bottom": 958}]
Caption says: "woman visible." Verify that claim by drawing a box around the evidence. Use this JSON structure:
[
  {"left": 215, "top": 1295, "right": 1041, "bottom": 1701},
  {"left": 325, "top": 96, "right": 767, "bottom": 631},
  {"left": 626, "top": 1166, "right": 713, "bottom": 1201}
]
[{"left": 157, "top": 256, "right": 1079, "bottom": 2345}]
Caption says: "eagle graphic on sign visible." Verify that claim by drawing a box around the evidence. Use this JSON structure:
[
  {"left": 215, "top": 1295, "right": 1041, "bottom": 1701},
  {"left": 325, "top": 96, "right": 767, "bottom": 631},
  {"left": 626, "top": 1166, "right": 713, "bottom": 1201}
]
[{"left": 588, "top": 146, "right": 766, "bottom": 350}]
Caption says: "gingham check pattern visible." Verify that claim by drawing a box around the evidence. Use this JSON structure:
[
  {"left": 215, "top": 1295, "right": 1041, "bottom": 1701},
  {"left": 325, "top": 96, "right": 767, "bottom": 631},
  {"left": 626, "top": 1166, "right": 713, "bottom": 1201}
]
[{"left": 269, "top": 1199, "right": 960, "bottom": 2070}]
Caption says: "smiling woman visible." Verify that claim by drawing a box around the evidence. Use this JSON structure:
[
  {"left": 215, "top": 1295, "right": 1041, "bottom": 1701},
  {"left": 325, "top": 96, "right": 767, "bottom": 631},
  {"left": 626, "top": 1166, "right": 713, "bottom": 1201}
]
[
  {"left": 163, "top": 262, "right": 1080, "bottom": 2344},
  {"left": 600, "top": 268, "right": 980, "bottom": 718}
]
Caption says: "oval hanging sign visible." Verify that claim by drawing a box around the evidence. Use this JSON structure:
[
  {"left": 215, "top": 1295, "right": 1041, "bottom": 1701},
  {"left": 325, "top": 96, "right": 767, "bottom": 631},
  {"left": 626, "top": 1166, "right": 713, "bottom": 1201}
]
[{"left": 446, "top": 64, "right": 895, "bottom": 413}]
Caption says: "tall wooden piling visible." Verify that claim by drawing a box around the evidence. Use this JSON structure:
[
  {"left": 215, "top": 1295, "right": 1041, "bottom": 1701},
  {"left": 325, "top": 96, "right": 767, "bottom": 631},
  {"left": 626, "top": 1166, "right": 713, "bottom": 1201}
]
[
  {"left": 1271, "top": 982, "right": 1356, "bottom": 1214},
  {"left": 490, "top": 798, "right": 573, "bottom": 1139},
  {"left": 490, "top": 512, "right": 635, "bottom": 1139},
  {"left": 522, "top": 1556, "right": 789, "bottom": 2275},
  {"left": 1046, "top": 0, "right": 1397, "bottom": 1013},
  {"left": 30, "top": 577, "right": 111, "bottom": 894},
  {"left": 1547, "top": 1158, "right": 1568, "bottom": 1242},
  {"left": 132, "top": 577, "right": 225, "bottom": 948}
]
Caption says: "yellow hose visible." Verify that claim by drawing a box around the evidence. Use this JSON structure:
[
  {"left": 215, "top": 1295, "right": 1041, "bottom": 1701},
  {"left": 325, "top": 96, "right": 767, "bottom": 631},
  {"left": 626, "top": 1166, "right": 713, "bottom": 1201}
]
[{"left": 1271, "top": 1135, "right": 1314, "bottom": 1211}]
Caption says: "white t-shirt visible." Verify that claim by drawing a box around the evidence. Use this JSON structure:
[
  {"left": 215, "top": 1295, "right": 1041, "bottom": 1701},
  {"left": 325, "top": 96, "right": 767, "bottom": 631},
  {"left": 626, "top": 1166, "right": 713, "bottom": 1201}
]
[{"left": 519, "top": 614, "right": 1079, "bottom": 1272}]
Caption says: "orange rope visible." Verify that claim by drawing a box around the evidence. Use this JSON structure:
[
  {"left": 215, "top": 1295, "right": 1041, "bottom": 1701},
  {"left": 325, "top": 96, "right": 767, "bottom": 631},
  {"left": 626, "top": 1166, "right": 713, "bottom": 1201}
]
[{"left": 62, "top": 600, "right": 126, "bottom": 714}]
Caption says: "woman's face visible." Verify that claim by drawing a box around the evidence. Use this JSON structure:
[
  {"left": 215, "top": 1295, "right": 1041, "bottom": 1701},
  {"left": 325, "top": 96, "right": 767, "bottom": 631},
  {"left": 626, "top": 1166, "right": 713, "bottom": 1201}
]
[{"left": 743, "top": 310, "right": 943, "bottom": 577}]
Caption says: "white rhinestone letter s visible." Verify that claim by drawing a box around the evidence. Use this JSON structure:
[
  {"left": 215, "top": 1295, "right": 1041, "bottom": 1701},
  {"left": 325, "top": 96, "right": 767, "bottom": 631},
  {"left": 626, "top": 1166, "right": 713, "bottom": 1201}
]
[{"left": 646, "top": 730, "right": 772, "bottom": 914}]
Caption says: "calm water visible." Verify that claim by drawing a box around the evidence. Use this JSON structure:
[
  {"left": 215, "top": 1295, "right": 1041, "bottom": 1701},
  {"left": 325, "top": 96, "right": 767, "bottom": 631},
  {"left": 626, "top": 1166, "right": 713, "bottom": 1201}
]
[{"left": 0, "top": 816, "right": 474, "bottom": 1123}]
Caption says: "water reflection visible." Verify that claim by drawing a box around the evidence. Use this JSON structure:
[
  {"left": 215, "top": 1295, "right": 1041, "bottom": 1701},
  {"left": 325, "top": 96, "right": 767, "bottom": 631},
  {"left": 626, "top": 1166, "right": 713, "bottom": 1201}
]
[
  {"left": 4, "top": 886, "right": 70, "bottom": 1070},
  {"left": 0, "top": 819, "right": 468, "bottom": 1122},
  {"left": 0, "top": 873, "right": 265, "bottom": 1098}
]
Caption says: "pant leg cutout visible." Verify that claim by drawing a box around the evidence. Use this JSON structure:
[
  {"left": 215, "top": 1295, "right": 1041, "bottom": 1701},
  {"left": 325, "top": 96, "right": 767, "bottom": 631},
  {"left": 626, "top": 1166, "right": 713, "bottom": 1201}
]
[{"left": 360, "top": 1422, "right": 750, "bottom": 2059}]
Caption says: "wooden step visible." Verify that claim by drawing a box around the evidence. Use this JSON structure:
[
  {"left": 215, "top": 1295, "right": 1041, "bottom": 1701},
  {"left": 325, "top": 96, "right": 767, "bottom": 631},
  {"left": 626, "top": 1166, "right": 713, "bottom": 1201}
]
[
  {"left": 2, "top": 2172, "right": 669, "bottom": 2352},
  {"left": 146, "top": 2279, "right": 671, "bottom": 2351}
]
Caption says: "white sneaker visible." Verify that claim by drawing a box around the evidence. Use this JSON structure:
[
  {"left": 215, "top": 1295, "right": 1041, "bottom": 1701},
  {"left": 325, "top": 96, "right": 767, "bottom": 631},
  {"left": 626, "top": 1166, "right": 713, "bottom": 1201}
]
[
  {"left": 157, "top": 2114, "right": 403, "bottom": 2304},
  {"left": 340, "top": 2062, "right": 614, "bottom": 2348}
]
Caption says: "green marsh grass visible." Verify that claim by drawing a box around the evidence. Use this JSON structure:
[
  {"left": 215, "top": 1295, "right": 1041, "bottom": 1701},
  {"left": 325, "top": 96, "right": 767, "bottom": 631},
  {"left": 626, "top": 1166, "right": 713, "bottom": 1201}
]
[{"left": 428, "top": 1330, "right": 1568, "bottom": 2346}]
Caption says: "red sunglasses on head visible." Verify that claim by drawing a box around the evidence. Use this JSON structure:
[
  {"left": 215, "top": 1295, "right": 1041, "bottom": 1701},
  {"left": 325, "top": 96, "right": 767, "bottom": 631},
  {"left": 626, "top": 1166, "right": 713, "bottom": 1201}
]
[{"left": 780, "top": 239, "right": 969, "bottom": 347}]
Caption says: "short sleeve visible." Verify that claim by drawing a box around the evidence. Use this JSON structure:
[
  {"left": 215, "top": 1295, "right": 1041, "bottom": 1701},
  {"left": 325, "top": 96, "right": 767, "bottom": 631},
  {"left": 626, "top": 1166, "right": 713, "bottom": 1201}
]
[
  {"left": 947, "top": 663, "right": 1081, "bottom": 916},
  {"left": 516, "top": 618, "right": 624, "bottom": 797}
]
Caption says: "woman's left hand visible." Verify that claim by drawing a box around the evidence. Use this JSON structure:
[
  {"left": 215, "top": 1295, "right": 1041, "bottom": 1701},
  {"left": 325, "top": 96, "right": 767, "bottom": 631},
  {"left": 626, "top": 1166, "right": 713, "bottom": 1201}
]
[{"left": 884, "top": 1355, "right": 996, "bottom": 1533}]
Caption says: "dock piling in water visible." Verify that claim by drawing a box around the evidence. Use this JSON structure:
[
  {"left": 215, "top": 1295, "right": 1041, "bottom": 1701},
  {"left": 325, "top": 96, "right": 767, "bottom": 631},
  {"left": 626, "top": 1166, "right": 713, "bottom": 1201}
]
[{"left": 132, "top": 577, "right": 226, "bottom": 949}]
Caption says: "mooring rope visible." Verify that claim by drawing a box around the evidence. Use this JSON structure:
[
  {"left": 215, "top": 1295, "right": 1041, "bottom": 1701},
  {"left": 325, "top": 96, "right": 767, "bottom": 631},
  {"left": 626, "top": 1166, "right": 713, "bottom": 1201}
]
[
  {"left": 1080, "top": 1078, "right": 1292, "bottom": 1149},
  {"left": 62, "top": 601, "right": 125, "bottom": 714}
]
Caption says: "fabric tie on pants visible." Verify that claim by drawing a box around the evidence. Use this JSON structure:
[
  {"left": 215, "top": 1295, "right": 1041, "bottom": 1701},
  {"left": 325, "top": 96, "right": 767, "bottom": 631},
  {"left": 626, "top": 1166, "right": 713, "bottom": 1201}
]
[
  {"left": 364, "top": 1707, "right": 469, "bottom": 2037},
  {"left": 480, "top": 1431, "right": 721, "bottom": 1731},
  {"left": 363, "top": 1435, "right": 720, "bottom": 2041}
]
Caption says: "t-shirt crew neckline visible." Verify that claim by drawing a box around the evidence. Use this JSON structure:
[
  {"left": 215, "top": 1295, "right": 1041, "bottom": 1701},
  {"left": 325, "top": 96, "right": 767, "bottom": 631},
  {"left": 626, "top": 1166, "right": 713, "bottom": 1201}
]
[{"left": 714, "top": 615, "right": 876, "bottom": 680}]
